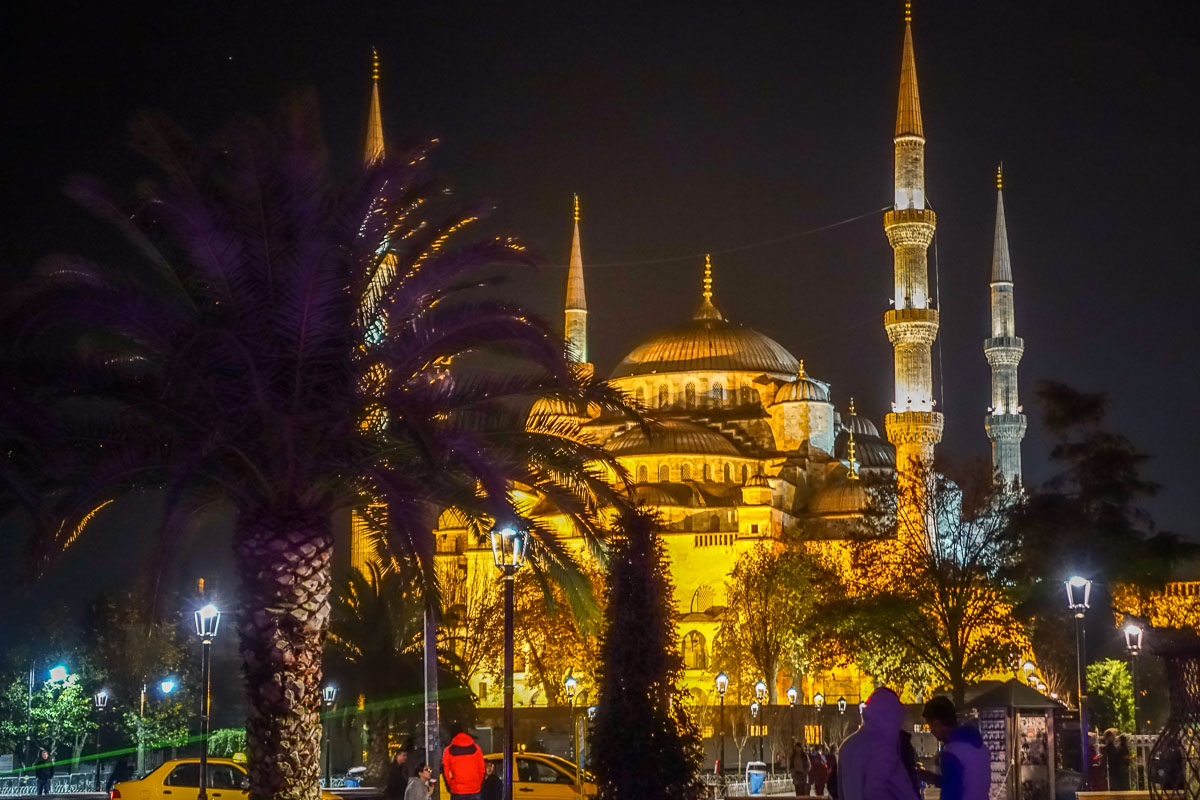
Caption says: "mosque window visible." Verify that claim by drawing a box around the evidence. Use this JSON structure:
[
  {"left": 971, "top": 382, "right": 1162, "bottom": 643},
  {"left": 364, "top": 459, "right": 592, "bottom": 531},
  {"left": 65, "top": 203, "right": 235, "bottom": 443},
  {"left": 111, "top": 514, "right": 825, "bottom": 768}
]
[
  {"left": 712, "top": 383, "right": 724, "bottom": 408},
  {"left": 702, "top": 463, "right": 711, "bottom": 481},
  {"left": 658, "top": 385, "right": 670, "bottom": 408},
  {"left": 740, "top": 386, "right": 753, "bottom": 405},
  {"left": 722, "top": 463, "right": 731, "bottom": 482},
  {"left": 681, "top": 631, "right": 708, "bottom": 670},
  {"left": 709, "top": 514, "right": 720, "bottom": 532},
  {"left": 635, "top": 387, "right": 645, "bottom": 406},
  {"left": 690, "top": 584, "right": 715, "bottom": 612},
  {"left": 637, "top": 465, "right": 648, "bottom": 483},
  {"left": 658, "top": 464, "right": 669, "bottom": 482},
  {"left": 685, "top": 383, "right": 696, "bottom": 408},
  {"left": 741, "top": 465, "right": 749, "bottom": 483},
  {"left": 681, "top": 463, "right": 692, "bottom": 481}
]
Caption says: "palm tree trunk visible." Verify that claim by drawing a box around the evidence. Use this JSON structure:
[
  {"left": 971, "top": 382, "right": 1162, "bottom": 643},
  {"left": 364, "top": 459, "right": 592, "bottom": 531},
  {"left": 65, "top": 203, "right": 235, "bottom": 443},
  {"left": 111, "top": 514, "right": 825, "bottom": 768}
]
[{"left": 237, "top": 516, "right": 334, "bottom": 800}]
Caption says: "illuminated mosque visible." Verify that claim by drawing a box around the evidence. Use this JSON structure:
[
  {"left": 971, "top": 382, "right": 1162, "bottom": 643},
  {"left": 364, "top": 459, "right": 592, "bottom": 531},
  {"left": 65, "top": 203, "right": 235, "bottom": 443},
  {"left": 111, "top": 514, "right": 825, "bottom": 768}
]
[{"left": 351, "top": 6, "right": 1028, "bottom": 708}]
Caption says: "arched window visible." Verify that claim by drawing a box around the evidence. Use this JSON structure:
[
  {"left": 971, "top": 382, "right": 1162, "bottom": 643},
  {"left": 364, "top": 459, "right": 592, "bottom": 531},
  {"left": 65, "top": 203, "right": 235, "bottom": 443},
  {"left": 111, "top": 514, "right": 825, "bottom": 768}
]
[
  {"left": 637, "top": 465, "right": 648, "bottom": 483},
  {"left": 681, "top": 463, "right": 692, "bottom": 481},
  {"left": 712, "top": 383, "right": 724, "bottom": 408},
  {"left": 702, "top": 463, "right": 711, "bottom": 481},
  {"left": 741, "top": 386, "right": 754, "bottom": 406},
  {"left": 709, "top": 514, "right": 720, "bottom": 532},
  {"left": 635, "top": 387, "right": 645, "bottom": 406},
  {"left": 741, "top": 465, "right": 749, "bottom": 483},
  {"left": 658, "top": 385, "right": 670, "bottom": 408},
  {"left": 658, "top": 464, "right": 670, "bottom": 482},
  {"left": 685, "top": 383, "right": 697, "bottom": 408},
  {"left": 681, "top": 631, "right": 708, "bottom": 670},
  {"left": 690, "top": 585, "right": 715, "bottom": 613},
  {"left": 722, "top": 463, "right": 731, "bottom": 482}
]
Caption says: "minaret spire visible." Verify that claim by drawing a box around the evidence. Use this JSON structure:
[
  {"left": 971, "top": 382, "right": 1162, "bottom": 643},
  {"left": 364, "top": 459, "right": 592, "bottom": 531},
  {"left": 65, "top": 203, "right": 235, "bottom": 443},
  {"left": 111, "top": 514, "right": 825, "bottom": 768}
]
[
  {"left": 363, "top": 48, "right": 385, "bottom": 165},
  {"left": 984, "top": 163, "right": 1026, "bottom": 489},
  {"left": 884, "top": 1, "right": 943, "bottom": 480},
  {"left": 564, "top": 193, "right": 588, "bottom": 364}
]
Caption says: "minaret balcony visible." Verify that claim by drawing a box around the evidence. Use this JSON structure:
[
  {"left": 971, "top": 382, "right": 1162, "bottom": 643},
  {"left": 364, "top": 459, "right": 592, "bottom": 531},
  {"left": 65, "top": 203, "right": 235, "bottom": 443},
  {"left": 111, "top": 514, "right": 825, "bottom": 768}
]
[
  {"left": 884, "top": 308, "right": 939, "bottom": 345},
  {"left": 985, "top": 413, "right": 1027, "bottom": 439},
  {"left": 984, "top": 335, "right": 1024, "bottom": 351},
  {"left": 885, "top": 410, "right": 944, "bottom": 445},
  {"left": 884, "top": 207, "right": 937, "bottom": 228}
]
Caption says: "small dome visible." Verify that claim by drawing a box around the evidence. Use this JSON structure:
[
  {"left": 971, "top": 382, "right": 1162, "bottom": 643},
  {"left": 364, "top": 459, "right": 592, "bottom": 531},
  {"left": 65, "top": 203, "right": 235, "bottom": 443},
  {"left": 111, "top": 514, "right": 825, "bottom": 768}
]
[
  {"left": 771, "top": 361, "right": 830, "bottom": 404},
  {"left": 607, "top": 420, "right": 741, "bottom": 457},
  {"left": 840, "top": 401, "right": 880, "bottom": 438},
  {"left": 745, "top": 472, "right": 771, "bottom": 488},
  {"left": 834, "top": 429, "right": 895, "bottom": 469},
  {"left": 808, "top": 481, "right": 869, "bottom": 516}
]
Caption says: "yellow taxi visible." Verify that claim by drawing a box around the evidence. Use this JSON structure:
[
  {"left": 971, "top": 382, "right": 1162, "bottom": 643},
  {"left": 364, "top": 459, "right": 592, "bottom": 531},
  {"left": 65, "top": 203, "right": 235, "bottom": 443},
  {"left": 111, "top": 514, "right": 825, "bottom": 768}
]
[
  {"left": 111, "top": 758, "right": 341, "bottom": 800},
  {"left": 481, "top": 753, "right": 596, "bottom": 800}
]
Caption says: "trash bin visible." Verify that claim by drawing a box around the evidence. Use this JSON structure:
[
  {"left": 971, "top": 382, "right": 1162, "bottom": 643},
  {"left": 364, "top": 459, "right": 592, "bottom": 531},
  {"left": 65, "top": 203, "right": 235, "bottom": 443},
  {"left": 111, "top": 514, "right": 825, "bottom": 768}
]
[{"left": 746, "top": 761, "right": 768, "bottom": 795}]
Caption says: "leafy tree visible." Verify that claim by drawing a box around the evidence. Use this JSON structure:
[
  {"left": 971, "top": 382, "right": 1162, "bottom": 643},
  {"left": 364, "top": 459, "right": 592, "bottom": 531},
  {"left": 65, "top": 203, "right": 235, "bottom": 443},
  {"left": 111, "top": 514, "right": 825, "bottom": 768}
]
[
  {"left": 208, "top": 728, "right": 248, "bottom": 758},
  {"left": 1005, "top": 382, "right": 1197, "bottom": 694},
  {"left": 833, "top": 462, "right": 1024, "bottom": 705},
  {"left": 1085, "top": 659, "right": 1134, "bottom": 733},
  {"left": 512, "top": 565, "right": 602, "bottom": 707},
  {"left": 440, "top": 560, "right": 503, "bottom": 687},
  {"left": 23, "top": 98, "right": 629, "bottom": 800},
  {"left": 591, "top": 508, "right": 703, "bottom": 800},
  {"left": 0, "top": 673, "right": 95, "bottom": 766}
]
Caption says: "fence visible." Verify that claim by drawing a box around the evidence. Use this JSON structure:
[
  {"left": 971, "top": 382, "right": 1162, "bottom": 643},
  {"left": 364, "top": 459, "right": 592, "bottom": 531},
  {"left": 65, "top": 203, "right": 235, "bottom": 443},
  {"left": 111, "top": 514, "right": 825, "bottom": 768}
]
[{"left": 0, "top": 772, "right": 101, "bottom": 795}]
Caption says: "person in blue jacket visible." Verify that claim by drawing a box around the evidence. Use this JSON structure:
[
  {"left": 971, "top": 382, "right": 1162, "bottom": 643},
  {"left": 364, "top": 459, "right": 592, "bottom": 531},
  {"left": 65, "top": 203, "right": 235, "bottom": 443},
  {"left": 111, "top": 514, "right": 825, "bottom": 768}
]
[{"left": 920, "top": 697, "right": 990, "bottom": 800}]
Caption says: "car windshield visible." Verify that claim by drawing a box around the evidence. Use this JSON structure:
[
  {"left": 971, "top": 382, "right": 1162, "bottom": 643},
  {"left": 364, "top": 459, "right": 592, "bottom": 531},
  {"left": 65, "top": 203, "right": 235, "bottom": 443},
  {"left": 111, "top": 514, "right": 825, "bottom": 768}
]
[{"left": 541, "top": 755, "right": 594, "bottom": 782}]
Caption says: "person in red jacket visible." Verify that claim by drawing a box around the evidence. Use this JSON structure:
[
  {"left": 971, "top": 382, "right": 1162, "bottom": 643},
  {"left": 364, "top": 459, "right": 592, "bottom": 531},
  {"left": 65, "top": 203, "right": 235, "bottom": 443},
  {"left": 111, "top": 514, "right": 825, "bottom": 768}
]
[{"left": 442, "top": 728, "right": 486, "bottom": 800}]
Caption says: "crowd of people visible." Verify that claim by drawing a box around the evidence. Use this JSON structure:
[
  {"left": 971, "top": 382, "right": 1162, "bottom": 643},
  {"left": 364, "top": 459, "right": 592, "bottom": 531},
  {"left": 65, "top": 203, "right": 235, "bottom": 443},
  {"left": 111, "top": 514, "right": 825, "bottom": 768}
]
[{"left": 385, "top": 727, "right": 499, "bottom": 800}]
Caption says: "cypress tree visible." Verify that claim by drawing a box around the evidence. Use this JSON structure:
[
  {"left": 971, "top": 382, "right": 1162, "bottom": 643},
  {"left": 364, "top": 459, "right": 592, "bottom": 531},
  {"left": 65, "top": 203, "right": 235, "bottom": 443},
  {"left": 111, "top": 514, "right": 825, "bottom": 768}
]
[{"left": 591, "top": 507, "right": 704, "bottom": 800}]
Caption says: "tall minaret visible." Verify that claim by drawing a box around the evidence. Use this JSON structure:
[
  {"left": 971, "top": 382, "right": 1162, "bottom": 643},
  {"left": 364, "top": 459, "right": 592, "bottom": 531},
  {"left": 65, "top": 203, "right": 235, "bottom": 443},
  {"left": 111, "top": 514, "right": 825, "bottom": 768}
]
[
  {"left": 564, "top": 194, "right": 588, "bottom": 365},
  {"left": 884, "top": 2, "right": 943, "bottom": 477},
  {"left": 984, "top": 164, "right": 1027, "bottom": 488},
  {"left": 363, "top": 48, "right": 385, "bottom": 164}
]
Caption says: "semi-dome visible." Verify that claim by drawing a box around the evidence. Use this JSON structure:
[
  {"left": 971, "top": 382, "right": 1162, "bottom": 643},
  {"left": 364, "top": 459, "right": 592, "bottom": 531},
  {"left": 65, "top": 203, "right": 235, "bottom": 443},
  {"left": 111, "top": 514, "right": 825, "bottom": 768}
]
[
  {"left": 808, "top": 481, "right": 869, "bottom": 516},
  {"left": 771, "top": 361, "right": 830, "bottom": 404},
  {"left": 607, "top": 420, "right": 742, "bottom": 457},
  {"left": 611, "top": 258, "right": 799, "bottom": 379}
]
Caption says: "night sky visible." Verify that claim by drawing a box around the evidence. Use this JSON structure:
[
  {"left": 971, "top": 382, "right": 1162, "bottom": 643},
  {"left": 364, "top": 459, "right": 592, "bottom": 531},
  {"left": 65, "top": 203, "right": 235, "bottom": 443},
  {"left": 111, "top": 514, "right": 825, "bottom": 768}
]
[{"left": 3, "top": 0, "right": 1199, "bottom": 612}]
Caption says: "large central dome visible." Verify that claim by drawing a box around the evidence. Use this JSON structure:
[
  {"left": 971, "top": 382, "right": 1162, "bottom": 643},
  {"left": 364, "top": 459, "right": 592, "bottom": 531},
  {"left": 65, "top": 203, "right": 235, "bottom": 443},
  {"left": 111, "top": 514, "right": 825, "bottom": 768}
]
[{"left": 610, "top": 314, "right": 800, "bottom": 379}]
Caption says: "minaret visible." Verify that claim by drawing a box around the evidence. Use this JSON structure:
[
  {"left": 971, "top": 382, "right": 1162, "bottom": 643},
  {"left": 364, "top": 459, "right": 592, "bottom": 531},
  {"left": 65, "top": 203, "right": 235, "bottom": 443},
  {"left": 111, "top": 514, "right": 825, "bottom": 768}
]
[
  {"left": 363, "top": 48, "right": 385, "bottom": 164},
  {"left": 883, "top": 1, "right": 943, "bottom": 477},
  {"left": 564, "top": 194, "right": 589, "bottom": 365},
  {"left": 984, "top": 164, "right": 1027, "bottom": 488}
]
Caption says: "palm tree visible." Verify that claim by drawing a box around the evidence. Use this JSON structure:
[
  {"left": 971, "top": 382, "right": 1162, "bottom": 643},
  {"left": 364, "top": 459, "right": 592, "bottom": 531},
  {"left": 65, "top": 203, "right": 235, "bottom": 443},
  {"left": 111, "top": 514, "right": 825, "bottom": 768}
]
[{"left": 25, "top": 95, "right": 629, "bottom": 800}]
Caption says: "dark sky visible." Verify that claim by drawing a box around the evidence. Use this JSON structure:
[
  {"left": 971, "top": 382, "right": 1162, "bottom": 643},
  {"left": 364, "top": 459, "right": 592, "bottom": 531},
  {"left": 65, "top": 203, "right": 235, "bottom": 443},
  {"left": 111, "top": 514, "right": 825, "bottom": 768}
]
[{"left": 3, "top": 0, "right": 1198, "bottom": 591}]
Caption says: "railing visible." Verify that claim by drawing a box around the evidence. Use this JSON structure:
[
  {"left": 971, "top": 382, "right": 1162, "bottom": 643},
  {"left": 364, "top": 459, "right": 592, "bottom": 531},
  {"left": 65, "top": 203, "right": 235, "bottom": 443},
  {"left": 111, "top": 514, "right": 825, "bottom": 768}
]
[{"left": 0, "top": 772, "right": 102, "bottom": 795}]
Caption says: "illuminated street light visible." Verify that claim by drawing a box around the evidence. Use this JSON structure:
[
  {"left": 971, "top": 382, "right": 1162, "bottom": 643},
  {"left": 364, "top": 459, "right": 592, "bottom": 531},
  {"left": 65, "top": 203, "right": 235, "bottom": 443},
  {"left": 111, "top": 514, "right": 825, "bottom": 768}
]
[
  {"left": 322, "top": 685, "right": 338, "bottom": 787},
  {"left": 160, "top": 679, "right": 177, "bottom": 695},
  {"left": 750, "top": 701, "right": 763, "bottom": 763},
  {"left": 92, "top": 690, "right": 108, "bottom": 791},
  {"left": 48, "top": 665, "right": 68, "bottom": 684},
  {"left": 492, "top": 522, "right": 530, "bottom": 800},
  {"left": 1022, "top": 660, "right": 1036, "bottom": 678},
  {"left": 814, "top": 693, "right": 824, "bottom": 711},
  {"left": 715, "top": 673, "right": 728, "bottom": 782},
  {"left": 837, "top": 697, "right": 847, "bottom": 714},
  {"left": 564, "top": 676, "right": 581, "bottom": 792},
  {"left": 786, "top": 687, "right": 798, "bottom": 754},
  {"left": 194, "top": 604, "right": 221, "bottom": 800},
  {"left": 1125, "top": 622, "right": 1145, "bottom": 733},
  {"left": 1065, "top": 576, "right": 1092, "bottom": 788},
  {"left": 754, "top": 680, "right": 767, "bottom": 703}
]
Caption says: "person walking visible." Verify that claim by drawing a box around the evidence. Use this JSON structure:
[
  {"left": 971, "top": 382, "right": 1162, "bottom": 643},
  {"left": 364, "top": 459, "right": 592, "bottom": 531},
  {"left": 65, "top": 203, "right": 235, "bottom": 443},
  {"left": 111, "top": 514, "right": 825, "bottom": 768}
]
[
  {"left": 791, "top": 742, "right": 811, "bottom": 796},
  {"left": 1102, "top": 729, "right": 1131, "bottom": 791},
  {"left": 106, "top": 756, "right": 135, "bottom": 793},
  {"left": 920, "top": 696, "right": 989, "bottom": 800},
  {"left": 34, "top": 750, "right": 53, "bottom": 796},
  {"left": 385, "top": 749, "right": 413, "bottom": 800},
  {"left": 809, "top": 747, "right": 829, "bottom": 797},
  {"left": 405, "top": 763, "right": 434, "bottom": 800},
  {"left": 480, "top": 761, "right": 502, "bottom": 800},
  {"left": 442, "top": 728, "right": 485, "bottom": 800},
  {"left": 835, "top": 688, "right": 914, "bottom": 800}
]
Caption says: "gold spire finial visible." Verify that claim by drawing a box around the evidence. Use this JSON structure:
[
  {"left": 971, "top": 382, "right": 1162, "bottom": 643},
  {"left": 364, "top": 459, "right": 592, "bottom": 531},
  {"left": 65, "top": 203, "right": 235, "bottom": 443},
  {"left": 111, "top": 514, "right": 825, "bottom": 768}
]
[
  {"left": 996, "top": 162, "right": 1003, "bottom": 190},
  {"left": 798, "top": 359, "right": 806, "bottom": 378},
  {"left": 848, "top": 430, "right": 860, "bottom": 480},
  {"left": 848, "top": 397, "right": 857, "bottom": 415},
  {"left": 702, "top": 254, "right": 713, "bottom": 302},
  {"left": 573, "top": 193, "right": 580, "bottom": 223},
  {"left": 372, "top": 47, "right": 380, "bottom": 81},
  {"left": 904, "top": 1, "right": 912, "bottom": 23}
]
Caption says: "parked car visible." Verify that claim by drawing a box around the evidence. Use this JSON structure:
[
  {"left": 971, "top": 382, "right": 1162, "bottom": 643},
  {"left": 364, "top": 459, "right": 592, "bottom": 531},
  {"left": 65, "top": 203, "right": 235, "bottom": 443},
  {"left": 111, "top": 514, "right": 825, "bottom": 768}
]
[
  {"left": 111, "top": 758, "right": 342, "bottom": 800},
  {"left": 481, "top": 753, "right": 595, "bottom": 800}
]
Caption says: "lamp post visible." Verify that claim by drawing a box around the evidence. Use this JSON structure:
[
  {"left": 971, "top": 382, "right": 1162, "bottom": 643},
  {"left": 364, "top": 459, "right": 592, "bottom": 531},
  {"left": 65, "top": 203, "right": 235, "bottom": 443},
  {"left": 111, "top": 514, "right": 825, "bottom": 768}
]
[
  {"left": 750, "top": 702, "right": 761, "bottom": 764},
  {"left": 814, "top": 693, "right": 824, "bottom": 747},
  {"left": 786, "top": 687, "right": 797, "bottom": 751},
  {"left": 322, "top": 685, "right": 338, "bottom": 787},
  {"left": 564, "top": 676, "right": 580, "bottom": 799},
  {"left": 836, "top": 697, "right": 847, "bottom": 744},
  {"left": 194, "top": 604, "right": 221, "bottom": 800},
  {"left": 1066, "top": 576, "right": 1092, "bottom": 787},
  {"left": 753, "top": 681, "right": 767, "bottom": 765},
  {"left": 715, "top": 673, "right": 728, "bottom": 782},
  {"left": 492, "top": 523, "right": 529, "bottom": 800},
  {"left": 93, "top": 690, "right": 108, "bottom": 791},
  {"left": 1124, "top": 623, "right": 1144, "bottom": 733}
]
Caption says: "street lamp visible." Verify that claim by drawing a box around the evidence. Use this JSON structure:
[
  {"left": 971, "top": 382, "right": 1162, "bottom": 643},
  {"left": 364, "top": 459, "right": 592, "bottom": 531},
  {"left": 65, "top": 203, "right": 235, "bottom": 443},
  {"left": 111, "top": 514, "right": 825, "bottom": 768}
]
[
  {"left": 1124, "top": 622, "right": 1144, "bottom": 733},
  {"left": 194, "top": 603, "right": 221, "bottom": 800},
  {"left": 160, "top": 680, "right": 177, "bottom": 696},
  {"left": 48, "top": 665, "right": 69, "bottom": 684},
  {"left": 322, "top": 685, "right": 338, "bottom": 787},
  {"left": 715, "top": 673, "right": 729, "bottom": 781},
  {"left": 813, "top": 693, "right": 824, "bottom": 747},
  {"left": 836, "top": 697, "right": 847, "bottom": 743},
  {"left": 492, "top": 523, "right": 529, "bottom": 800},
  {"left": 93, "top": 690, "right": 108, "bottom": 791},
  {"left": 750, "top": 701, "right": 762, "bottom": 764},
  {"left": 564, "top": 676, "right": 580, "bottom": 798},
  {"left": 786, "top": 687, "right": 797, "bottom": 752},
  {"left": 753, "top": 681, "right": 767, "bottom": 765},
  {"left": 1022, "top": 660, "right": 1036, "bottom": 679},
  {"left": 1065, "top": 576, "right": 1092, "bottom": 787},
  {"left": 1028, "top": 674, "right": 1039, "bottom": 687}
]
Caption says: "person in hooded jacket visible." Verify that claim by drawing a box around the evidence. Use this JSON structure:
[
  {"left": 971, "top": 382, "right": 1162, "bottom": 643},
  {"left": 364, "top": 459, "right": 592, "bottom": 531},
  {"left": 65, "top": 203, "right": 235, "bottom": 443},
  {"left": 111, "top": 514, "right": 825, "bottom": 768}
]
[
  {"left": 835, "top": 688, "right": 915, "bottom": 800},
  {"left": 921, "top": 696, "right": 990, "bottom": 800},
  {"left": 442, "top": 728, "right": 486, "bottom": 800}
]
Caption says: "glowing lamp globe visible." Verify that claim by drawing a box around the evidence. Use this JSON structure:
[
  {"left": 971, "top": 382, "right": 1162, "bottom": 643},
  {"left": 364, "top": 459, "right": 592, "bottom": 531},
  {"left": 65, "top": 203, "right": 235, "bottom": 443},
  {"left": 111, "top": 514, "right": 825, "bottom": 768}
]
[
  {"left": 1065, "top": 576, "right": 1092, "bottom": 615},
  {"left": 323, "top": 684, "right": 338, "bottom": 705},
  {"left": 750, "top": 701, "right": 760, "bottom": 718},
  {"left": 94, "top": 689, "right": 108, "bottom": 710},
  {"left": 195, "top": 604, "right": 221, "bottom": 641},
  {"left": 564, "top": 676, "right": 578, "bottom": 701},
  {"left": 715, "top": 672, "right": 729, "bottom": 697},
  {"left": 786, "top": 687, "right": 798, "bottom": 707},
  {"left": 754, "top": 680, "right": 767, "bottom": 702},
  {"left": 814, "top": 693, "right": 824, "bottom": 710},
  {"left": 490, "top": 524, "right": 529, "bottom": 572},
  {"left": 1124, "top": 623, "right": 1144, "bottom": 654},
  {"left": 837, "top": 697, "right": 848, "bottom": 714},
  {"left": 160, "top": 679, "right": 177, "bottom": 695}
]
